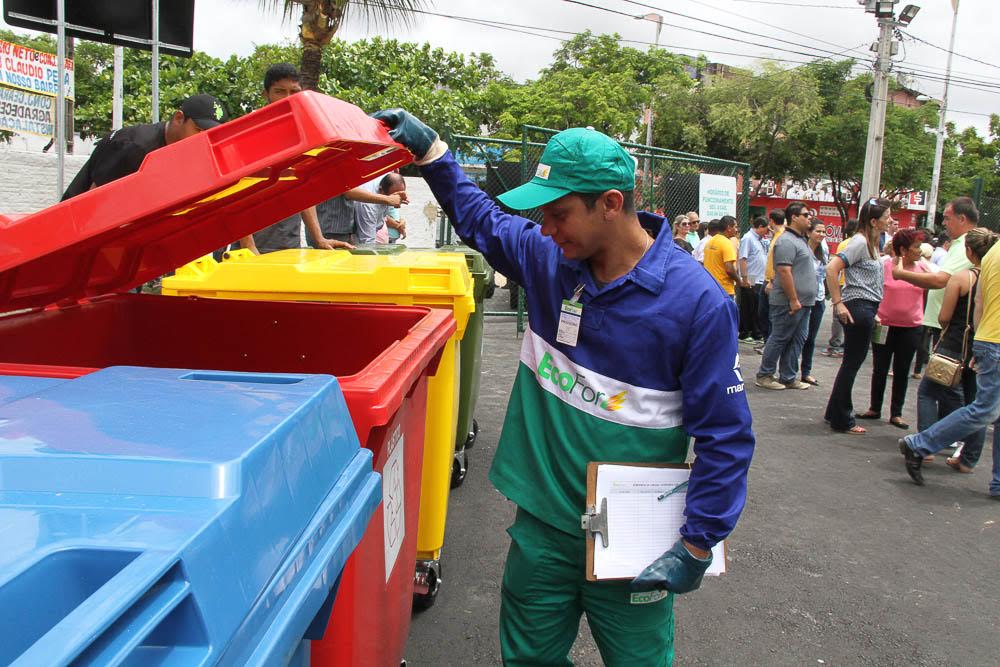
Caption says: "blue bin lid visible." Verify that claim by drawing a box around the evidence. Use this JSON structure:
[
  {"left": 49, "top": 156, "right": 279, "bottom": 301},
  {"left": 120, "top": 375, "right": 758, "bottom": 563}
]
[{"left": 0, "top": 367, "right": 380, "bottom": 666}]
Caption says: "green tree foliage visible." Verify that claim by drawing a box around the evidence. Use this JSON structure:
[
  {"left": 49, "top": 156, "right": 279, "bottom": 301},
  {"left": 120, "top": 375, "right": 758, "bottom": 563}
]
[
  {"left": 260, "top": 0, "right": 429, "bottom": 90},
  {"left": 699, "top": 63, "right": 822, "bottom": 190},
  {"left": 938, "top": 116, "right": 1000, "bottom": 204},
  {"left": 498, "top": 32, "right": 695, "bottom": 140},
  {"left": 316, "top": 37, "right": 512, "bottom": 137}
]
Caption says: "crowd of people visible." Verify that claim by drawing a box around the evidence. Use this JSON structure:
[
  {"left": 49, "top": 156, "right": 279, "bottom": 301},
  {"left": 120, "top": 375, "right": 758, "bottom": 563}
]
[{"left": 686, "top": 196, "right": 999, "bottom": 500}]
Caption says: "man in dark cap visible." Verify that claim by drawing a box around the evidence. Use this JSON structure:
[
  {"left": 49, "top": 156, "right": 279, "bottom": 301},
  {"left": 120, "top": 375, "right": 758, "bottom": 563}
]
[{"left": 62, "top": 93, "right": 228, "bottom": 200}]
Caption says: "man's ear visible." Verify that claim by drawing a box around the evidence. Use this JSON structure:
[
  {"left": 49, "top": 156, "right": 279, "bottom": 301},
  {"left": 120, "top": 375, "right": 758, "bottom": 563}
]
[
  {"left": 170, "top": 110, "right": 185, "bottom": 125},
  {"left": 602, "top": 190, "right": 625, "bottom": 220}
]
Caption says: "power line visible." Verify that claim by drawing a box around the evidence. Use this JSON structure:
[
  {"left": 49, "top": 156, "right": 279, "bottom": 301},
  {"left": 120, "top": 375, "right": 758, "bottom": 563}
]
[
  {"left": 724, "top": 0, "right": 856, "bottom": 7},
  {"left": 670, "top": 0, "right": 873, "bottom": 61},
  {"left": 359, "top": 1, "right": 1000, "bottom": 117},
  {"left": 363, "top": 3, "right": 842, "bottom": 68},
  {"left": 907, "top": 33, "right": 1000, "bottom": 73},
  {"left": 561, "top": 0, "right": 869, "bottom": 64}
]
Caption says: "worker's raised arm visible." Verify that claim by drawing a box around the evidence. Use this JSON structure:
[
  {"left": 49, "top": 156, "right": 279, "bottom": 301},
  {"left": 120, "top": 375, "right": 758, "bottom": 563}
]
[{"left": 374, "top": 109, "right": 550, "bottom": 289}]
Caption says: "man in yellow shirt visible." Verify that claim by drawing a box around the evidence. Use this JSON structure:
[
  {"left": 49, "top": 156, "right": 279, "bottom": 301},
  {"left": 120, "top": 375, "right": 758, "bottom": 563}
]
[
  {"left": 704, "top": 216, "right": 739, "bottom": 297},
  {"left": 900, "top": 213, "right": 1000, "bottom": 498}
]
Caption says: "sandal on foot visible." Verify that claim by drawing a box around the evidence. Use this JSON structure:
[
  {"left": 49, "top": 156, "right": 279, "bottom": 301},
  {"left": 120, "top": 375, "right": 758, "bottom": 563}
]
[
  {"left": 946, "top": 457, "right": 974, "bottom": 473},
  {"left": 802, "top": 376, "right": 819, "bottom": 386},
  {"left": 855, "top": 411, "right": 880, "bottom": 420},
  {"left": 889, "top": 418, "right": 910, "bottom": 429},
  {"left": 835, "top": 425, "right": 866, "bottom": 434}
]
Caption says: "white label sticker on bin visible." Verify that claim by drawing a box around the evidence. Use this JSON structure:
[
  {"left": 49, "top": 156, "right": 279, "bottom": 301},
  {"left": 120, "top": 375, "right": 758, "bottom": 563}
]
[{"left": 383, "top": 425, "right": 406, "bottom": 583}]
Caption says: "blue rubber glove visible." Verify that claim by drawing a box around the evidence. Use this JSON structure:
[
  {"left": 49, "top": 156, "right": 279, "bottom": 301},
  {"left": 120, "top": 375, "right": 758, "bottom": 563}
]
[
  {"left": 372, "top": 108, "right": 439, "bottom": 162},
  {"left": 629, "top": 539, "right": 712, "bottom": 594}
]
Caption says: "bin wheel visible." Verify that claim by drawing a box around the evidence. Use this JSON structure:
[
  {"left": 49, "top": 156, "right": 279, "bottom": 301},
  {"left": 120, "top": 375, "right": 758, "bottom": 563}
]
[
  {"left": 450, "top": 449, "right": 469, "bottom": 489},
  {"left": 413, "top": 567, "right": 440, "bottom": 610},
  {"left": 465, "top": 418, "right": 479, "bottom": 449}
]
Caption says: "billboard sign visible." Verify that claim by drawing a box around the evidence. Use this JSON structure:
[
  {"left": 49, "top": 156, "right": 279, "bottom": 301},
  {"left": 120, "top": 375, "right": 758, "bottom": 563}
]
[{"left": 0, "top": 39, "right": 73, "bottom": 99}]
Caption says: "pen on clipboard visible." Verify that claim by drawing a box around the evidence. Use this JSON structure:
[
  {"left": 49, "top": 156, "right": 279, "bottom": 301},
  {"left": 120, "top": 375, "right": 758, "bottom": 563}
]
[{"left": 656, "top": 480, "right": 688, "bottom": 501}]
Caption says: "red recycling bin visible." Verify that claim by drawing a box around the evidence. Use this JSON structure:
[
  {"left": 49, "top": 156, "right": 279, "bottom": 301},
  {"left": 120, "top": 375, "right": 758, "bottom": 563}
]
[{"left": 0, "top": 91, "right": 446, "bottom": 666}]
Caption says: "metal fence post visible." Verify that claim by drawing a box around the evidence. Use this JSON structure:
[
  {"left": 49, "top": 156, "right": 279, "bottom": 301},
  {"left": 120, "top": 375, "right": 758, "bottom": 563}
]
[
  {"left": 972, "top": 176, "right": 984, "bottom": 209},
  {"left": 740, "top": 164, "right": 751, "bottom": 234}
]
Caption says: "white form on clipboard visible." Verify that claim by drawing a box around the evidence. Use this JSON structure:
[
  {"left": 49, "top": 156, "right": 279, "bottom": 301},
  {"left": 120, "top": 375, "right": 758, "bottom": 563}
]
[{"left": 590, "top": 463, "right": 727, "bottom": 581}]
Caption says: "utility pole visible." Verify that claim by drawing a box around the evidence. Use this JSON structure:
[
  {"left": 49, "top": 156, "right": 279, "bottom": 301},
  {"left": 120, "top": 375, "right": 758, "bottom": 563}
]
[
  {"left": 859, "top": 19, "right": 894, "bottom": 204},
  {"left": 927, "top": 0, "right": 959, "bottom": 228},
  {"left": 637, "top": 13, "right": 663, "bottom": 183},
  {"left": 113, "top": 46, "right": 124, "bottom": 130},
  {"left": 858, "top": 1, "right": 921, "bottom": 204}
]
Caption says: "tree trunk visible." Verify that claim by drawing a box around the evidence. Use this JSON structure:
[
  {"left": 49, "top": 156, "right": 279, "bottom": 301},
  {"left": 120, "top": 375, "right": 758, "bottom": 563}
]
[{"left": 300, "top": 41, "right": 323, "bottom": 90}]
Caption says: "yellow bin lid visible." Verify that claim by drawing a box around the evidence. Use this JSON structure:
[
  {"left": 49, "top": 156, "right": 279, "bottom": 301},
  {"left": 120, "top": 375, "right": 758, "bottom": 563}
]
[{"left": 163, "top": 248, "right": 475, "bottom": 336}]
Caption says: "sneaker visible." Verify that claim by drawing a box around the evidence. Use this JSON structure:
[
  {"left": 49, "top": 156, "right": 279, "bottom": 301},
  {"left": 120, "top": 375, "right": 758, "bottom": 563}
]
[
  {"left": 898, "top": 438, "right": 924, "bottom": 486},
  {"left": 830, "top": 349, "right": 844, "bottom": 357},
  {"left": 783, "top": 380, "right": 811, "bottom": 390},
  {"left": 740, "top": 336, "right": 756, "bottom": 343},
  {"left": 754, "top": 376, "right": 786, "bottom": 390}
]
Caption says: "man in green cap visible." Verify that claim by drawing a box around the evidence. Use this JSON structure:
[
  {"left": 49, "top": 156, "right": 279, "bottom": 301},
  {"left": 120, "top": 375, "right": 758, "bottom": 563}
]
[{"left": 375, "top": 109, "right": 755, "bottom": 665}]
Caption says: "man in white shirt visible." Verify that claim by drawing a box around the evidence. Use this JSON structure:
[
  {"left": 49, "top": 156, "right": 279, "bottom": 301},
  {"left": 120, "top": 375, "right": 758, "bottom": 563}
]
[
  {"left": 738, "top": 217, "right": 770, "bottom": 341},
  {"left": 693, "top": 220, "right": 717, "bottom": 263}
]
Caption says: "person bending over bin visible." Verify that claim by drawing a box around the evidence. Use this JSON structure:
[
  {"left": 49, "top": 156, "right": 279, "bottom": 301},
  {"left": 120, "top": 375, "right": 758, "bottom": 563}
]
[
  {"left": 63, "top": 94, "right": 228, "bottom": 200},
  {"left": 374, "top": 109, "right": 755, "bottom": 665}
]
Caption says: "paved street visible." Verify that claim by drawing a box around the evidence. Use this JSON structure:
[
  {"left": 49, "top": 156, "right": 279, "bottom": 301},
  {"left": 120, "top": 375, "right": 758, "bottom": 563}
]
[{"left": 406, "top": 307, "right": 999, "bottom": 666}]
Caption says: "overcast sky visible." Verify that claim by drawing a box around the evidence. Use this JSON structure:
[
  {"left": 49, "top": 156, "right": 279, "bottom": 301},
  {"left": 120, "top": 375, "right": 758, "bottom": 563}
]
[{"left": 4, "top": 0, "right": 998, "bottom": 135}]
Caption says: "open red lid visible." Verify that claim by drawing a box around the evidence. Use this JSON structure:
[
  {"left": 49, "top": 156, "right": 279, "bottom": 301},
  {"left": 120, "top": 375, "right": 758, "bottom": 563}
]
[{"left": 0, "top": 91, "right": 413, "bottom": 311}]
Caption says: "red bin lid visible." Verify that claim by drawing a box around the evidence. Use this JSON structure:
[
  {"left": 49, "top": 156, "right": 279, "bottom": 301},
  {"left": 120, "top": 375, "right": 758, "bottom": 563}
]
[{"left": 0, "top": 91, "right": 412, "bottom": 311}]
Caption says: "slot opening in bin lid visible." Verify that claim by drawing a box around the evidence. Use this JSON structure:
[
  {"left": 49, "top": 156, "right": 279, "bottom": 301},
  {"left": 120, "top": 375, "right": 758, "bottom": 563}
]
[{"left": 0, "top": 91, "right": 412, "bottom": 313}]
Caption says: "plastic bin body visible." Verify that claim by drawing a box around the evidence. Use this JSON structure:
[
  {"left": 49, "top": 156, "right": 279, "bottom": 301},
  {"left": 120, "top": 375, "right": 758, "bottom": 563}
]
[
  {"left": 0, "top": 298, "right": 453, "bottom": 667},
  {"left": 162, "top": 249, "right": 475, "bottom": 567},
  {"left": 0, "top": 365, "right": 380, "bottom": 666},
  {"left": 0, "top": 90, "right": 447, "bottom": 666},
  {"left": 344, "top": 244, "right": 490, "bottom": 452},
  {"left": 433, "top": 245, "right": 491, "bottom": 450}
]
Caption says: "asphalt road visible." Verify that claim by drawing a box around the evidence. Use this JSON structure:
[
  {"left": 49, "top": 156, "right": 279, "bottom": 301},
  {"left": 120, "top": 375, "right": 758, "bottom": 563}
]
[{"left": 406, "top": 305, "right": 1000, "bottom": 666}]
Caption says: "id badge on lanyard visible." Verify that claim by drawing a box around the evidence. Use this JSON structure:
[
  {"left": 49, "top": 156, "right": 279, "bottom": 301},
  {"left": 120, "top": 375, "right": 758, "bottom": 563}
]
[{"left": 556, "top": 283, "right": 585, "bottom": 347}]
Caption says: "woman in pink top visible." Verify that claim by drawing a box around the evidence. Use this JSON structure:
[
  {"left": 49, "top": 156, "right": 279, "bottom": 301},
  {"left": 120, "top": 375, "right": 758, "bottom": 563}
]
[{"left": 857, "top": 228, "right": 930, "bottom": 428}]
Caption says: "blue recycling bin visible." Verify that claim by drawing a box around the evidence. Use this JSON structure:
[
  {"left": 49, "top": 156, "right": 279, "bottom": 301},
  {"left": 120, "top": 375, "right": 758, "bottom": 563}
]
[{"left": 0, "top": 366, "right": 380, "bottom": 666}]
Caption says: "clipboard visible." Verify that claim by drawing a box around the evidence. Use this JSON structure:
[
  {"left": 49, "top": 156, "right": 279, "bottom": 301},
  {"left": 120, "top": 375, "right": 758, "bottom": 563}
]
[{"left": 581, "top": 461, "right": 727, "bottom": 582}]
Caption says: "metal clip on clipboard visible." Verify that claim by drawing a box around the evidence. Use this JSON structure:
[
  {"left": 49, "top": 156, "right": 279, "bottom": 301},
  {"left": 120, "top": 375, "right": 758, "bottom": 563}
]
[{"left": 580, "top": 497, "right": 609, "bottom": 548}]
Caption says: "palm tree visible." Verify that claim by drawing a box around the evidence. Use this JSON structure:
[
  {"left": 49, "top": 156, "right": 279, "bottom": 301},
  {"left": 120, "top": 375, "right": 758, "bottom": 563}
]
[{"left": 261, "top": 0, "right": 430, "bottom": 91}]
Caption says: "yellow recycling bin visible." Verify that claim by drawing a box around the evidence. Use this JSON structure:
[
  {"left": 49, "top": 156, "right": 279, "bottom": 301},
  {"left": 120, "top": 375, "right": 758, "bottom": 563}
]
[{"left": 162, "top": 248, "right": 474, "bottom": 608}]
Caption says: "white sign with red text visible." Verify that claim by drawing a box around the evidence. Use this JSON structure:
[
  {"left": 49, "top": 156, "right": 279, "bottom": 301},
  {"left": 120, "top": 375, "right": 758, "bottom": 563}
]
[{"left": 0, "top": 39, "right": 73, "bottom": 100}]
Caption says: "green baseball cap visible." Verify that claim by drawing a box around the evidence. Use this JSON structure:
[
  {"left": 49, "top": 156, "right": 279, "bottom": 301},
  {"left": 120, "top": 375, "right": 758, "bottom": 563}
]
[{"left": 497, "top": 128, "right": 636, "bottom": 210}]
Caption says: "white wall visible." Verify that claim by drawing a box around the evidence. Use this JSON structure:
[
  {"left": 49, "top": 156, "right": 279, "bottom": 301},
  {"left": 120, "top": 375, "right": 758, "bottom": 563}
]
[{"left": 0, "top": 151, "right": 90, "bottom": 213}]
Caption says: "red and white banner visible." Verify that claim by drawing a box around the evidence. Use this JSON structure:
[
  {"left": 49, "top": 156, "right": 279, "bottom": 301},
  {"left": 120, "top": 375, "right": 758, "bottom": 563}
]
[{"left": 0, "top": 39, "right": 73, "bottom": 100}]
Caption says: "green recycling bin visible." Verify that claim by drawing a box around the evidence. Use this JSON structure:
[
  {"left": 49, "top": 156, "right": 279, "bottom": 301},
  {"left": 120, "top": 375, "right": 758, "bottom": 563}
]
[
  {"left": 436, "top": 245, "right": 492, "bottom": 488},
  {"left": 350, "top": 244, "right": 491, "bottom": 488}
]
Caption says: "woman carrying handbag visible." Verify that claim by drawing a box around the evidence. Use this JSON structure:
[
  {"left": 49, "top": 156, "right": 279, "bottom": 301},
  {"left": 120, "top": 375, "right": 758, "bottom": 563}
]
[{"left": 905, "top": 228, "right": 999, "bottom": 473}]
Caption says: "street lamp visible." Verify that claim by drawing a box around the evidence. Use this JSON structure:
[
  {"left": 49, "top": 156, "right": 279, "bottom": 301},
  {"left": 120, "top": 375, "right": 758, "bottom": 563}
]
[
  {"left": 874, "top": 0, "right": 897, "bottom": 18},
  {"left": 898, "top": 4, "right": 921, "bottom": 25}
]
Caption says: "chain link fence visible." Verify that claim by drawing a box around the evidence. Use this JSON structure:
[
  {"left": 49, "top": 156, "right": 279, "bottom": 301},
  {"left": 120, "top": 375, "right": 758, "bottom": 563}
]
[
  {"left": 443, "top": 126, "right": 752, "bottom": 333},
  {"left": 978, "top": 195, "right": 1000, "bottom": 231}
]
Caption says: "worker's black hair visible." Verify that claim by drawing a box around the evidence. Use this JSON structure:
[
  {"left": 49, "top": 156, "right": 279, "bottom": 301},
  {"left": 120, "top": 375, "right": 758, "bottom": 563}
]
[{"left": 264, "top": 63, "right": 300, "bottom": 92}]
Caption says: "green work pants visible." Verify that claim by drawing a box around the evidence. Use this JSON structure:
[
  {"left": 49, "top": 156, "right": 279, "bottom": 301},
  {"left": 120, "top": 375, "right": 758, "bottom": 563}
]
[{"left": 500, "top": 508, "right": 675, "bottom": 666}]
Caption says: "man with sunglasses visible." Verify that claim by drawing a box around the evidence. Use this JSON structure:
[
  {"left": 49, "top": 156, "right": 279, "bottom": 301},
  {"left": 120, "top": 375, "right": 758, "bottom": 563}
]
[{"left": 755, "top": 202, "right": 815, "bottom": 390}]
